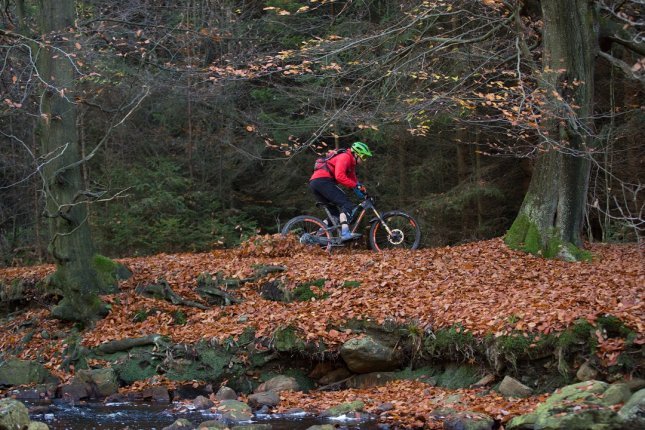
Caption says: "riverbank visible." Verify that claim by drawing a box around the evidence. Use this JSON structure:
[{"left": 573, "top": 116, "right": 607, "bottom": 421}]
[{"left": 1, "top": 237, "right": 643, "bottom": 428}]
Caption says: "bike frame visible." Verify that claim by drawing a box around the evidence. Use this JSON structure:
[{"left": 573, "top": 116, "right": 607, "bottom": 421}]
[{"left": 319, "top": 196, "right": 395, "bottom": 243}]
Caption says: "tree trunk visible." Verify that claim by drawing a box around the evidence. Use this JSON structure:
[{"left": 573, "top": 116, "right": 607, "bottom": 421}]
[
  {"left": 38, "top": 0, "right": 107, "bottom": 322},
  {"left": 505, "top": 0, "right": 595, "bottom": 260}
]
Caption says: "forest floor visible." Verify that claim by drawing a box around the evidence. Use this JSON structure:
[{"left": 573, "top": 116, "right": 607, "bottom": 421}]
[{"left": 0, "top": 237, "right": 643, "bottom": 428}]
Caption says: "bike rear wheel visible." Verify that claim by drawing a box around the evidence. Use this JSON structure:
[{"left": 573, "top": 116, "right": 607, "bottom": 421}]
[
  {"left": 281, "top": 215, "right": 332, "bottom": 252},
  {"left": 369, "top": 211, "right": 421, "bottom": 251}
]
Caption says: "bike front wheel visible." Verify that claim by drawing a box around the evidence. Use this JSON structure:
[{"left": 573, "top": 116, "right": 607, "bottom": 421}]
[
  {"left": 281, "top": 215, "right": 332, "bottom": 252},
  {"left": 369, "top": 211, "right": 421, "bottom": 251}
]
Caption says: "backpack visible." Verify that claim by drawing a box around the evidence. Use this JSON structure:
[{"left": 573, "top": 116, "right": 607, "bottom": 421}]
[{"left": 313, "top": 148, "right": 348, "bottom": 174}]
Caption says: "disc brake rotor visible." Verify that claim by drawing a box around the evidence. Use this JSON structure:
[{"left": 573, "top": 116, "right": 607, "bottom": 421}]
[{"left": 388, "top": 229, "right": 405, "bottom": 245}]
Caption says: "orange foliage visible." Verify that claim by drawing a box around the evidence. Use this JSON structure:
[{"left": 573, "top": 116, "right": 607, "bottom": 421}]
[{"left": 0, "top": 238, "right": 642, "bottom": 427}]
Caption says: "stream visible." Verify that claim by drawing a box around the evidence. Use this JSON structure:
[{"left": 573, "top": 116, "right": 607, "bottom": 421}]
[{"left": 28, "top": 400, "right": 382, "bottom": 430}]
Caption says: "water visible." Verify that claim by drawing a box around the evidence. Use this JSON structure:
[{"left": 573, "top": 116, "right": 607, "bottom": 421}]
[{"left": 29, "top": 401, "right": 381, "bottom": 430}]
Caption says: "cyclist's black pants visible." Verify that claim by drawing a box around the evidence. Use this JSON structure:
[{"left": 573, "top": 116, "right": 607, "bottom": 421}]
[{"left": 309, "top": 178, "right": 356, "bottom": 220}]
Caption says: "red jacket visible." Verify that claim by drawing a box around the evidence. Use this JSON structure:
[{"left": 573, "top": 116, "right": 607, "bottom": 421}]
[{"left": 310, "top": 150, "right": 358, "bottom": 189}]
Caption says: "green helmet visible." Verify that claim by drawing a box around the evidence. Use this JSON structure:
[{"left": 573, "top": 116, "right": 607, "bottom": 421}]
[{"left": 351, "top": 141, "right": 372, "bottom": 158}]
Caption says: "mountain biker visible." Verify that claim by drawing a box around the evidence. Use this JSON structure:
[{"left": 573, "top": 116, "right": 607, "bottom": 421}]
[{"left": 309, "top": 141, "right": 372, "bottom": 241}]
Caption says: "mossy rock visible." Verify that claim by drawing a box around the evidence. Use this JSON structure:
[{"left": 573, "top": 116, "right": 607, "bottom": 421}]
[
  {"left": 273, "top": 326, "right": 306, "bottom": 352},
  {"left": 164, "top": 345, "right": 231, "bottom": 382},
  {"left": 258, "top": 369, "right": 315, "bottom": 393},
  {"left": 508, "top": 380, "right": 625, "bottom": 430},
  {"left": 443, "top": 410, "right": 495, "bottom": 430},
  {"left": 112, "top": 347, "right": 161, "bottom": 384},
  {"left": 0, "top": 398, "right": 30, "bottom": 430},
  {"left": 319, "top": 400, "right": 365, "bottom": 417},
  {"left": 392, "top": 366, "right": 437, "bottom": 385},
  {"left": 618, "top": 388, "right": 645, "bottom": 428},
  {"left": 340, "top": 336, "right": 404, "bottom": 373},
  {"left": 216, "top": 400, "right": 253, "bottom": 421},
  {"left": 0, "top": 359, "right": 51, "bottom": 387},
  {"left": 434, "top": 364, "right": 483, "bottom": 389}
]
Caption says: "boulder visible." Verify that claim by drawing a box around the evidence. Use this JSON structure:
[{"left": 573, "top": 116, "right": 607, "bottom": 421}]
[
  {"left": 472, "top": 374, "right": 496, "bottom": 388},
  {"left": 319, "top": 400, "right": 364, "bottom": 417},
  {"left": 318, "top": 367, "right": 351, "bottom": 385},
  {"left": 8, "top": 384, "right": 55, "bottom": 401},
  {"left": 443, "top": 411, "right": 496, "bottom": 430},
  {"left": 507, "top": 380, "right": 626, "bottom": 430},
  {"left": 340, "top": 336, "right": 403, "bottom": 373},
  {"left": 248, "top": 391, "right": 280, "bottom": 408},
  {"left": 625, "top": 378, "right": 645, "bottom": 392},
  {"left": 27, "top": 423, "right": 49, "bottom": 430},
  {"left": 231, "top": 425, "right": 272, "bottom": 429},
  {"left": 140, "top": 386, "right": 171, "bottom": 403},
  {"left": 499, "top": 376, "right": 532, "bottom": 398},
  {"left": 576, "top": 361, "right": 599, "bottom": 381},
  {"left": 0, "top": 398, "right": 30, "bottom": 430},
  {"left": 255, "top": 375, "right": 299, "bottom": 393},
  {"left": 601, "top": 383, "right": 632, "bottom": 406},
  {"left": 618, "top": 388, "right": 645, "bottom": 428},
  {"left": 162, "top": 419, "right": 193, "bottom": 430},
  {"left": 197, "top": 420, "right": 229, "bottom": 429},
  {"left": 59, "top": 381, "right": 91, "bottom": 403},
  {"left": 193, "top": 395, "right": 215, "bottom": 410},
  {"left": 216, "top": 386, "right": 237, "bottom": 401},
  {"left": 0, "top": 359, "right": 50, "bottom": 387},
  {"left": 75, "top": 368, "right": 119, "bottom": 398},
  {"left": 127, "top": 386, "right": 171, "bottom": 403},
  {"left": 215, "top": 400, "right": 253, "bottom": 421}
]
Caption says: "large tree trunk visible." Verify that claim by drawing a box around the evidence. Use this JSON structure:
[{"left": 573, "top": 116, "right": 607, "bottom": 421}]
[
  {"left": 505, "top": 0, "right": 596, "bottom": 260},
  {"left": 38, "top": 0, "right": 107, "bottom": 322}
]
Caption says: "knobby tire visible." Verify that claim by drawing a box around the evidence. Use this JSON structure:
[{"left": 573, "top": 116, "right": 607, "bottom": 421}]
[
  {"left": 281, "top": 215, "right": 332, "bottom": 252},
  {"left": 369, "top": 211, "right": 421, "bottom": 251}
]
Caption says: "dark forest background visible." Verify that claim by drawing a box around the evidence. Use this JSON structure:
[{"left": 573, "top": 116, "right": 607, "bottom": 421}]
[{"left": 1, "top": 0, "right": 642, "bottom": 266}]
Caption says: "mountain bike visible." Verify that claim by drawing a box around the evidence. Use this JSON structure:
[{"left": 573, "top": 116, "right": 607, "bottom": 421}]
[{"left": 281, "top": 194, "right": 421, "bottom": 252}]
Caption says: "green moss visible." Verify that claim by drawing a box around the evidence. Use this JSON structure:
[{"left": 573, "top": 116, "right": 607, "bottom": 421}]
[
  {"left": 91, "top": 254, "right": 119, "bottom": 294},
  {"left": 425, "top": 324, "right": 480, "bottom": 362},
  {"left": 393, "top": 366, "right": 437, "bottom": 385},
  {"left": 557, "top": 319, "right": 596, "bottom": 354},
  {"left": 286, "top": 369, "right": 315, "bottom": 392},
  {"left": 131, "top": 309, "right": 149, "bottom": 323},
  {"left": 505, "top": 214, "right": 532, "bottom": 249},
  {"left": 171, "top": 310, "right": 187, "bottom": 325},
  {"left": 342, "top": 280, "right": 361, "bottom": 288},
  {"left": 237, "top": 327, "right": 257, "bottom": 346},
  {"left": 292, "top": 284, "right": 316, "bottom": 301},
  {"left": 507, "top": 315, "right": 520, "bottom": 325},
  {"left": 596, "top": 315, "right": 633, "bottom": 338},
  {"left": 292, "top": 279, "right": 328, "bottom": 301},
  {"left": 505, "top": 215, "right": 592, "bottom": 261},
  {"left": 273, "top": 326, "right": 306, "bottom": 352},
  {"left": 113, "top": 348, "right": 160, "bottom": 384},
  {"left": 165, "top": 345, "right": 231, "bottom": 382},
  {"left": 434, "top": 364, "right": 483, "bottom": 389}
]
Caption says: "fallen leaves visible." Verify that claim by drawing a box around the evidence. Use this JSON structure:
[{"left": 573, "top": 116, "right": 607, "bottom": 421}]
[{"left": 0, "top": 238, "right": 642, "bottom": 426}]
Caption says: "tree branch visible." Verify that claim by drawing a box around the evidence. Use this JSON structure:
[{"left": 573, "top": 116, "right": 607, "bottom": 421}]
[{"left": 598, "top": 50, "right": 645, "bottom": 86}]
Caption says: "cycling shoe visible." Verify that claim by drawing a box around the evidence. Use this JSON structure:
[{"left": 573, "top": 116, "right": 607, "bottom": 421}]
[{"left": 341, "top": 232, "right": 361, "bottom": 241}]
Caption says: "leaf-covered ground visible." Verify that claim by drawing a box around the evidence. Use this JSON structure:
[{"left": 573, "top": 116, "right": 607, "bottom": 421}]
[{"left": 1, "top": 237, "right": 643, "bottom": 427}]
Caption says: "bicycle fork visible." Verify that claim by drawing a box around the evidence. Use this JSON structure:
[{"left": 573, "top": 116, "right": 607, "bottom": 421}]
[{"left": 367, "top": 207, "right": 395, "bottom": 236}]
